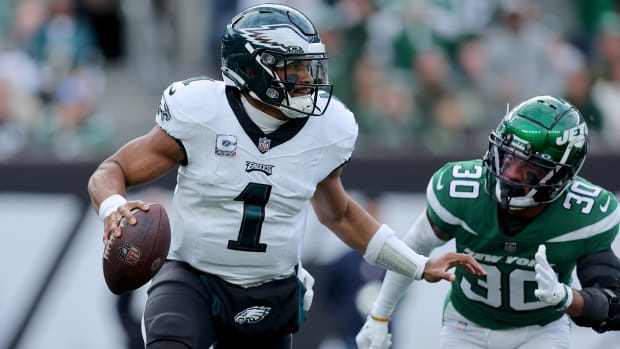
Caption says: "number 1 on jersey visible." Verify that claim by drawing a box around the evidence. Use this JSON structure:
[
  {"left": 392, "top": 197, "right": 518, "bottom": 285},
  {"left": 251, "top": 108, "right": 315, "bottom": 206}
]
[{"left": 228, "top": 183, "right": 272, "bottom": 252}]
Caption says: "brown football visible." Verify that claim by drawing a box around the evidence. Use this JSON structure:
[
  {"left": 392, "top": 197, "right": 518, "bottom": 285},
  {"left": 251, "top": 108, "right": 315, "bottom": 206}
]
[{"left": 103, "top": 203, "right": 171, "bottom": 294}]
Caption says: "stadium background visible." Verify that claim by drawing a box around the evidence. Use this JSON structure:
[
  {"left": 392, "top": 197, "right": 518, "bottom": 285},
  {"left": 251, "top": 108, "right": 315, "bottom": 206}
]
[{"left": 2, "top": 0, "right": 620, "bottom": 348}]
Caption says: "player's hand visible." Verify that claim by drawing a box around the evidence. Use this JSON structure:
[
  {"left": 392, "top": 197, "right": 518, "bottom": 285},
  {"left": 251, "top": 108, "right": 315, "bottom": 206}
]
[
  {"left": 297, "top": 266, "right": 315, "bottom": 311},
  {"left": 422, "top": 252, "right": 486, "bottom": 283},
  {"left": 355, "top": 315, "right": 392, "bottom": 349},
  {"left": 102, "top": 200, "right": 150, "bottom": 245},
  {"left": 534, "top": 244, "right": 573, "bottom": 310}
]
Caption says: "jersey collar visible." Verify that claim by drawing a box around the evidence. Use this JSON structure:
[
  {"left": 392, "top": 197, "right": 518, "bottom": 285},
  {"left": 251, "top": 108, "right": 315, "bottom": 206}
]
[{"left": 226, "top": 86, "right": 308, "bottom": 153}]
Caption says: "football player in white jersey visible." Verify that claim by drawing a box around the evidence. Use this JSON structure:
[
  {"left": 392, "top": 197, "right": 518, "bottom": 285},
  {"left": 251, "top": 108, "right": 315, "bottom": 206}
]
[{"left": 87, "top": 4, "right": 484, "bottom": 349}]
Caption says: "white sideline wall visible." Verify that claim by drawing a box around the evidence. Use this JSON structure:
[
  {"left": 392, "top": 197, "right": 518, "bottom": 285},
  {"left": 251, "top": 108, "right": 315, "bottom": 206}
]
[{"left": 1, "top": 191, "right": 619, "bottom": 349}]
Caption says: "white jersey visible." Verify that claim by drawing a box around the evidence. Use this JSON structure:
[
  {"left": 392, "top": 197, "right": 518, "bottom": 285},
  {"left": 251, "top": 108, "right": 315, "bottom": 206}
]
[{"left": 155, "top": 77, "right": 357, "bottom": 285}]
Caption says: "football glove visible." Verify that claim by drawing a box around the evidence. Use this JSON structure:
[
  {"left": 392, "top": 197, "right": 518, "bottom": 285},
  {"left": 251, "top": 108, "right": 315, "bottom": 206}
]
[
  {"left": 534, "top": 244, "right": 573, "bottom": 311},
  {"left": 297, "top": 266, "right": 315, "bottom": 312},
  {"left": 355, "top": 315, "right": 392, "bottom": 349}
]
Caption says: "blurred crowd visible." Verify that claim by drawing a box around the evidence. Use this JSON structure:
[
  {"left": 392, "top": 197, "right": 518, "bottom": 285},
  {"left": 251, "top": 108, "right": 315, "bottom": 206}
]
[
  {"left": 3, "top": 0, "right": 620, "bottom": 162},
  {"left": 0, "top": 0, "right": 120, "bottom": 162}
]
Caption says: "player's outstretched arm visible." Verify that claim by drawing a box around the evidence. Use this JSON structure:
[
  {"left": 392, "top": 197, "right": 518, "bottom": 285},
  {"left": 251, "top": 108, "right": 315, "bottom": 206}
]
[
  {"left": 88, "top": 126, "right": 184, "bottom": 244},
  {"left": 312, "top": 168, "right": 429, "bottom": 279},
  {"left": 311, "top": 168, "right": 486, "bottom": 281}
]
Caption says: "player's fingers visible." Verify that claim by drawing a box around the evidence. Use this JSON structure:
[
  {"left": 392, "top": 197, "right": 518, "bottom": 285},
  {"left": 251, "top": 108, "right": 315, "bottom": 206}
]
[
  {"left": 535, "top": 273, "right": 542, "bottom": 283},
  {"left": 444, "top": 273, "right": 456, "bottom": 282},
  {"left": 535, "top": 245, "right": 550, "bottom": 265},
  {"left": 120, "top": 200, "right": 151, "bottom": 224},
  {"left": 448, "top": 253, "right": 486, "bottom": 275},
  {"left": 117, "top": 205, "right": 138, "bottom": 225},
  {"left": 126, "top": 199, "right": 149, "bottom": 210},
  {"left": 534, "top": 252, "right": 548, "bottom": 266},
  {"left": 103, "top": 213, "right": 123, "bottom": 238},
  {"left": 102, "top": 225, "right": 120, "bottom": 245},
  {"left": 535, "top": 273, "right": 551, "bottom": 289},
  {"left": 535, "top": 263, "right": 554, "bottom": 280},
  {"left": 424, "top": 270, "right": 455, "bottom": 283},
  {"left": 535, "top": 263, "right": 544, "bottom": 275},
  {"left": 462, "top": 262, "right": 485, "bottom": 276}
]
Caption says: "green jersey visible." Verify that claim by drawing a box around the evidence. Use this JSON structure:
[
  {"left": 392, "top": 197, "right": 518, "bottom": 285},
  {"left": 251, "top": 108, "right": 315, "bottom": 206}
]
[{"left": 426, "top": 159, "right": 619, "bottom": 329}]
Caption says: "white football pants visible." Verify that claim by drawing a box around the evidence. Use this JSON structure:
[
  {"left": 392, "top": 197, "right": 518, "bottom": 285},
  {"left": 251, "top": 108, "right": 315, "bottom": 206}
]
[{"left": 439, "top": 302, "right": 570, "bottom": 349}]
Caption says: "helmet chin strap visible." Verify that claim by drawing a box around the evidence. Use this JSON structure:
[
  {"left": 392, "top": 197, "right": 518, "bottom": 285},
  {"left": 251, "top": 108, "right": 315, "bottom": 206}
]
[
  {"left": 278, "top": 93, "right": 317, "bottom": 118},
  {"left": 500, "top": 186, "right": 511, "bottom": 212},
  {"left": 496, "top": 181, "right": 537, "bottom": 211}
]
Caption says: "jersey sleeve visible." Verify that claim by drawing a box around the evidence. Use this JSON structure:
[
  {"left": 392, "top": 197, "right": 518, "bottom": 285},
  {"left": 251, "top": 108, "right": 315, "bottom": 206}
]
[
  {"left": 425, "top": 160, "right": 486, "bottom": 237},
  {"left": 550, "top": 181, "right": 620, "bottom": 256},
  {"left": 316, "top": 98, "right": 358, "bottom": 176},
  {"left": 155, "top": 79, "right": 217, "bottom": 141},
  {"left": 588, "top": 189, "right": 619, "bottom": 253}
]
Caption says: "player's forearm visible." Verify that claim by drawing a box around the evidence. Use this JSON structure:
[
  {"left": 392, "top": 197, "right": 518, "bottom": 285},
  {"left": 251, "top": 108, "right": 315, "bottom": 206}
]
[
  {"left": 570, "top": 286, "right": 620, "bottom": 330},
  {"left": 564, "top": 288, "right": 584, "bottom": 317},
  {"left": 88, "top": 159, "right": 128, "bottom": 211},
  {"left": 371, "top": 270, "right": 415, "bottom": 318}
]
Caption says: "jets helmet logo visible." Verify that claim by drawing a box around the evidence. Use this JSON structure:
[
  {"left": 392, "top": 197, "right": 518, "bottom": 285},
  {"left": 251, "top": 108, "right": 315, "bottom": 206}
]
[
  {"left": 233, "top": 306, "right": 271, "bottom": 325},
  {"left": 240, "top": 25, "right": 308, "bottom": 52},
  {"left": 555, "top": 123, "right": 587, "bottom": 148}
]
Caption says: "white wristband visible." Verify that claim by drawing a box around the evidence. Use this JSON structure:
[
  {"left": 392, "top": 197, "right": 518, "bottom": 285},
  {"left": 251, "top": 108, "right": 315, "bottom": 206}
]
[{"left": 98, "top": 194, "right": 127, "bottom": 220}]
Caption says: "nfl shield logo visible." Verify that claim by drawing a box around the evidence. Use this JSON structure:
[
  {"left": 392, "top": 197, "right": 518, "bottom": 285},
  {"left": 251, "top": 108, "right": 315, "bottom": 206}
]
[
  {"left": 119, "top": 241, "right": 142, "bottom": 265},
  {"left": 504, "top": 242, "right": 517, "bottom": 253},
  {"left": 258, "top": 137, "right": 271, "bottom": 153}
]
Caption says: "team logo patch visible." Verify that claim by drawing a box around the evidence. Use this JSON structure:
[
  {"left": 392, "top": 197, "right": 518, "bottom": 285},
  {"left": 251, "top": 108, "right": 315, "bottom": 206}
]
[
  {"left": 245, "top": 161, "right": 274, "bottom": 176},
  {"left": 118, "top": 241, "right": 142, "bottom": 266},
  {"left": 157, "top": 99, "right": 171, "bottom": 122},
  {"left": 258, "top": 137, "right": 271, "bottom": 153},
  {"left": 234, "top": 306, "right": 271, "bottom": 325},
  {"left": 504, "top": 242, "right": 518, "bottom": 253},
  {"left": 215, "top": 134, "right": 237, "bottom": 157},
  {"left": 456, "top": 320, "right": 468, "bottom": 331}
]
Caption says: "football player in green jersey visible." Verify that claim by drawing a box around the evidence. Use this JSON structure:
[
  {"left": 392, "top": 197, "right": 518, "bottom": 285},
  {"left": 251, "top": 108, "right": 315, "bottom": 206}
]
[{"left": 356, "top": 95, "right": 620, "bottom": 349}]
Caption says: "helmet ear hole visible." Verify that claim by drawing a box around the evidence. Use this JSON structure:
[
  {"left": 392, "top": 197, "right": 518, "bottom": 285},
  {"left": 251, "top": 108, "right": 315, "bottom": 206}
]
[{"left": 245, "top": 68, "right": 256, "bottom": 78}]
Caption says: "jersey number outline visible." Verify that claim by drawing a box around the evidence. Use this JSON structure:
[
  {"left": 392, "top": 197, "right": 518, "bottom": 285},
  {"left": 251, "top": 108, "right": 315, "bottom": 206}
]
[
  {"left": 460, "top": 263, "right": 546, "bottom": 311},
  {"left": 447, "top": 165, "right": 602, "bottom": 215},
  {"left": 448, "top": 165, "right": 483, "bottom": 199},
  {"left": 228, "top": 183, "right": 272, "bottom": 252},
  {"left": 563, "top": 181, "right": 601, "bottom": 214}
]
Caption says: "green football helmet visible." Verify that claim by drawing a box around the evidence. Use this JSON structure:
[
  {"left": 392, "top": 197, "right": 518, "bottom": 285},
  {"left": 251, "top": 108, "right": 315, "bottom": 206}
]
[
  {"left": 221, "top": 4, "right": 333, "bottom": 118},
  {"left": 483, "top": 95, "right": 588, "bottom": 210}
]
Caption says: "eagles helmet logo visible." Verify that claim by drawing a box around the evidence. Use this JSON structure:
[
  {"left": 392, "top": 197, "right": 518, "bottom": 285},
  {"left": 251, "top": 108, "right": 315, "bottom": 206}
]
[
  {"left": 239, "top": 25, "right": 308, "bottom": 52},
  {"left": 234, "top": 306, "right": 271, "bottom": 324}
]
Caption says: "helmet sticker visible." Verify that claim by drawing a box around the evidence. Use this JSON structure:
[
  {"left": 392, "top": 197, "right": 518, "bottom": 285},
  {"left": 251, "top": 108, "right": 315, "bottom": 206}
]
[
  {"left": 555, "top": 123, "right": 587, "bottom": 148},
  {"left": 239, "top": 25, "right": 308, "bottom": 52}
]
